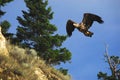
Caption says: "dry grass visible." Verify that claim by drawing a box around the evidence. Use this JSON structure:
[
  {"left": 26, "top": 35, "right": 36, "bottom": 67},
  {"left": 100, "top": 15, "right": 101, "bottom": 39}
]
[{"left": 0, "top": 41, "right": 71, "bottom": 80}]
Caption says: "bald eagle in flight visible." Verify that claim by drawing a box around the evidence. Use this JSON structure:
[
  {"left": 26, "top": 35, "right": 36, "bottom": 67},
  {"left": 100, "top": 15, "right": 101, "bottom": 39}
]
[{"left": 66, "top": 13, "right": 104, "bottom": 37}]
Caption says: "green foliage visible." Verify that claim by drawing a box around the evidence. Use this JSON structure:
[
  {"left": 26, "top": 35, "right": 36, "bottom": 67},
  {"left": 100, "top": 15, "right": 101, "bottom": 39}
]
[
  {"left": 97, "top": 72, "right": 116, "bottom": 80},
  {"left": 1, "top": 20, "right": 10, "bottom": 34},
  {"left": 16, "top": 0, "right": 71, "bottom": 65},
  {"left": 0, "top": 18, "right": 14, "bottom": 40},
  {"left": 0, "top": 9, "right": 5, "bottom": 16},
  {"left": 43, "top": 48, "right": 71, "bottom": 65},
  {"left": 0, "top": 20, "right": 10, "bottom": 31},
  {"left": 58, "top": 67, "right": 68, "bottom": 75}
]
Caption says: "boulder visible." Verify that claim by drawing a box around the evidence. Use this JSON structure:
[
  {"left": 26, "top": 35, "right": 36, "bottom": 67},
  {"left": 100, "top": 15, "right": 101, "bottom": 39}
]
[{"left": 0, "top": 26, "right": 9, "bottom": 56}]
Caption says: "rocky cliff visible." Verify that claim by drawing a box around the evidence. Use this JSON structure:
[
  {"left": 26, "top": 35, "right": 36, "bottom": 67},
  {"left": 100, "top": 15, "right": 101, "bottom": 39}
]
[{"left": 0, "top": 26, "right": 9, "bottom": 56}]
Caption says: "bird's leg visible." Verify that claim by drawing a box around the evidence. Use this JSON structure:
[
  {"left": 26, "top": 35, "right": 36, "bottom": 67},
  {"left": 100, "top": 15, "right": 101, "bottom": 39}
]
[{"left": 84, "top": 31, "right": 93, "bottom": 37}]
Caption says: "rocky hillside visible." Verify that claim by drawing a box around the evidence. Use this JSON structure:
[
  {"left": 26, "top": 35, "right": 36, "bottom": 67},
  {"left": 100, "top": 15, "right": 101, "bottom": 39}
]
[
  {"left": 0, "top": 42, "right": 71, "bottom": 80},
  {"left": 0, "top": 27, "right": 71, "bottom": 80}
]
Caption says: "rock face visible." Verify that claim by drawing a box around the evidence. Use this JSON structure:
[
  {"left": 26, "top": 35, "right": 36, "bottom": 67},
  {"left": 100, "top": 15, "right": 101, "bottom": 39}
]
[
  {"left": 34, "top": 67, "right": 48, "bottom": 80},
  {"left": 0, "top": 26, "right": 9, "bottom": 56}
]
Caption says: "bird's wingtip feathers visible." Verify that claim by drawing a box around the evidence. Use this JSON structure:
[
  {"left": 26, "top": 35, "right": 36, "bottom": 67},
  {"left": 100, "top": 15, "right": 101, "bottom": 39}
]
[{"left": 98, "top": 19, "right": 104, "bottom": 23}]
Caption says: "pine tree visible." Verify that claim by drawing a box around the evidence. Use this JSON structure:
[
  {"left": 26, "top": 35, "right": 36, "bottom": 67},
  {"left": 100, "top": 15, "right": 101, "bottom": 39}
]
[
  {"left": 16, "top": 0, "right": 71, "bottom": 65},
  {"left": 0, "top": 0, "right": 14, "bottom": 39}
]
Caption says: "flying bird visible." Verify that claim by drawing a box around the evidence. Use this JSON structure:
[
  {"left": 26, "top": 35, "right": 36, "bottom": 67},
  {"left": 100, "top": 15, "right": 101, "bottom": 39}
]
[{"left": 66, "top": 13, "right": 104, "bottom": 37}]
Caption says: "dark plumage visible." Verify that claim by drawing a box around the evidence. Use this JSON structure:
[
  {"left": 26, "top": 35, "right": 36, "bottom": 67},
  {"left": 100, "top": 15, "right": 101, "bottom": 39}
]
[{"left": 66, "top": 13, "right": 104, "bottom": 37}]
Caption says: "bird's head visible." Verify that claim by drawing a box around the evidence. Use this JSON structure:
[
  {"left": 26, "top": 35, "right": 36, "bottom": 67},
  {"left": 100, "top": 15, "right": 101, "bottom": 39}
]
[{"left": 73, "top": 23, "right": 80, "bottom": 28}]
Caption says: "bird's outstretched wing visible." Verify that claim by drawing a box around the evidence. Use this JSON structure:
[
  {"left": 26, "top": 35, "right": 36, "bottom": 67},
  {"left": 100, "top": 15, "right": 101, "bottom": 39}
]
[
  {"left": 82, "top": 13, "right": 104, "bottom": 29},
  {"left": 66, "top": 20, "right": 75, "bottom": 37}
]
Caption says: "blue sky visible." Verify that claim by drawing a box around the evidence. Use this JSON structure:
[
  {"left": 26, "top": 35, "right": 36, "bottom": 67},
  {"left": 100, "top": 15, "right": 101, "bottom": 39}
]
[{"left": 2, "top": 0, "right": 120, "bottom": 80}]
